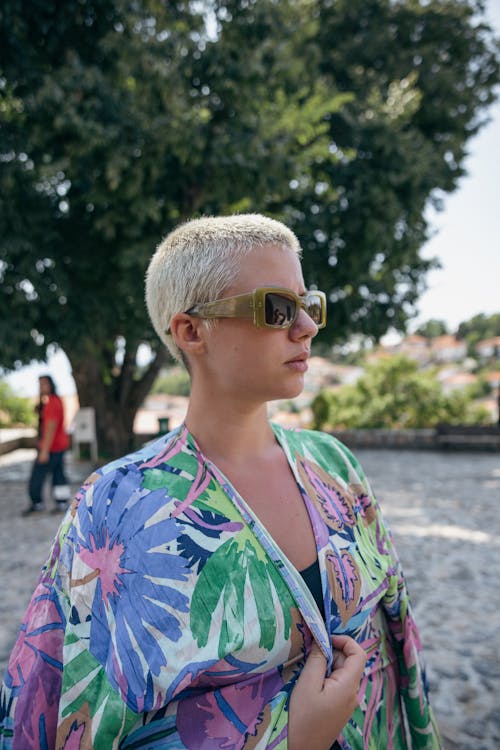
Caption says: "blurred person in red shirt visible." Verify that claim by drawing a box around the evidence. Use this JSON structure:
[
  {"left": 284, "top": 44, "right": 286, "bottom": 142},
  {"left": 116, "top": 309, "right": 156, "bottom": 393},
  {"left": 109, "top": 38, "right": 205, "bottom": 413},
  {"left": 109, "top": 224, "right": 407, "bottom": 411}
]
[{"left": 22, "top": 374, "right": 71, "bottom": 515}]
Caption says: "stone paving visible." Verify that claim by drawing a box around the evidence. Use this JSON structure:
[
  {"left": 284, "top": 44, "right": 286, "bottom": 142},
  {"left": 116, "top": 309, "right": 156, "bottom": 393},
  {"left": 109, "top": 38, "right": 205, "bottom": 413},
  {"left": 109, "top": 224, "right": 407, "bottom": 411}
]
[
  {"left": 0, "top": 446, "right": 499, "bottom": 749},
  {"left": 355, "top": 449, "right": 500, "bottom": 750}
]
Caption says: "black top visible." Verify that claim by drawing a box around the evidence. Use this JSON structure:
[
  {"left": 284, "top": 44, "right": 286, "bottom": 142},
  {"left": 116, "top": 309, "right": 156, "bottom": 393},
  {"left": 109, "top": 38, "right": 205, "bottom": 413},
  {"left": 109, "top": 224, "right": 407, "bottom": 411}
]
[{"left": 299, "top": 557, "right": 325, "bottom": 619}]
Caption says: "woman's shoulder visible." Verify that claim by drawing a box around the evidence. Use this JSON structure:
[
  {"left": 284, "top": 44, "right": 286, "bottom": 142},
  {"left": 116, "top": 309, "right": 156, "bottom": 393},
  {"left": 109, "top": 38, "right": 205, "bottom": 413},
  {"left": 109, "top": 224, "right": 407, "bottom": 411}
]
[
  {"left": 44, "top": 392, "right": 64, "bottom": 412},
  {"left": 272, "top": 423, "right": 366, "bottom": 481},
  {"left": 272, "top": 422, "right": 347, "bottom": 453},
  {"left": 78, "top": 426, "right": 199, "bottom": 505}
]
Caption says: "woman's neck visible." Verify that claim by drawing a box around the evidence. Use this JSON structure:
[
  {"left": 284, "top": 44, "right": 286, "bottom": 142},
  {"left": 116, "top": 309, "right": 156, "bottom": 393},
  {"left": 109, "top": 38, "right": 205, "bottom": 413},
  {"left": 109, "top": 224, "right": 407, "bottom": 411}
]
[{"left": 184, "top": 393, "right": 277, "bottom": 465}]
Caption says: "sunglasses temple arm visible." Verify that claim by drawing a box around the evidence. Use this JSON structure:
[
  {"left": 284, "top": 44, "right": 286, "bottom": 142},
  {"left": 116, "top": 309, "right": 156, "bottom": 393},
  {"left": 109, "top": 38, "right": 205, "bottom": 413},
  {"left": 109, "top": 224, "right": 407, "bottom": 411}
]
[{"left": 189, "top": 295, "right": 255, "bottom": 320}]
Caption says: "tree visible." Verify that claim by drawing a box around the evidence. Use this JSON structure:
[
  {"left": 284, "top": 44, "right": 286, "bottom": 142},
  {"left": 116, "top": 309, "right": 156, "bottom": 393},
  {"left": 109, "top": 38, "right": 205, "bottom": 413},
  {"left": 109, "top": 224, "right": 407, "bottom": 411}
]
[
  {"left": 0, "top": 0, "right": 347, "bottom": 455},
  {"left": 415, "top": 319, "right": 449, "bottom": 338},
  {"left": 151, "top": 367, "right": 191, "bottom": 397},
  {"left": 1, "top": 0, "right": 499, "bottom": 454},
  {"left": 311, "top": 355, "right": 492, "bottom": 430},
  {"left": 457, "top": 312, "right": 500, "bottom": 352},
  {"left": 293, "top": 0, "right": 499, "bottom": 340}
]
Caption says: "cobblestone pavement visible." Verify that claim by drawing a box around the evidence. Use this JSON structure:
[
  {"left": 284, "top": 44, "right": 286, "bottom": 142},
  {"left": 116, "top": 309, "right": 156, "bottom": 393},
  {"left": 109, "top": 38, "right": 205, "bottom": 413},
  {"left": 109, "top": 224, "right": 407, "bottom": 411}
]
[{"left": 1, "top": 446, "right": 499, "bottom": 749}]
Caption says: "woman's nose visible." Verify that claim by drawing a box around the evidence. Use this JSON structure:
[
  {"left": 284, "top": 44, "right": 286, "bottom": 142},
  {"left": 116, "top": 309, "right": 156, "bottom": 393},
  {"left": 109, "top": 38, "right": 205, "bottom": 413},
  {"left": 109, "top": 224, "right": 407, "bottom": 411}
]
[{"left": 290, "top": 307, "right": 319, "bottom": 340}]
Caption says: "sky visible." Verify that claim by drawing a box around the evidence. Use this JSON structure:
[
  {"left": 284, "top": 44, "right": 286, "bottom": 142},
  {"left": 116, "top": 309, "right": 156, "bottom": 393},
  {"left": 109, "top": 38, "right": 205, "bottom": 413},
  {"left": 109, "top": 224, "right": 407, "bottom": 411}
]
[
  {"left": 411, "top": 0, "right": 500, "bottom": 332},
  {"left": 4, "top": 1, "right": 500, "bottom": 398},
  {"left": 413, "top": 104, "right": 500, "bottom": 330}
]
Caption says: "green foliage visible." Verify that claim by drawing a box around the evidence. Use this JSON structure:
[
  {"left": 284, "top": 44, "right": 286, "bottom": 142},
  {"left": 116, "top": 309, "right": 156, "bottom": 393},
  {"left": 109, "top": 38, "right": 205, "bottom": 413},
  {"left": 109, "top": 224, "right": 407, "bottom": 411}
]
[
  {"left": 457, "top": 312, "right": 500, "bottom": 353},
  {"left": 151, "top": 368, "right": 191, "bottom": 397},
  {"left": 464, "top": 375, "right": 491, "bottom": 399},
  {"left": 0, "top": 381, "right": 36, "bottom": 427},
  {"left": 295, "top": 0, "right": 499, "bottom": 342},
  {"left": 415, "top": 319, "right": 449, "bottom": 338},
  {"left": 311, "top": 355, "right": 492, "bottom": 430},
  {"left": 310, "top": 391, "right": 332, "bottom": 429}
]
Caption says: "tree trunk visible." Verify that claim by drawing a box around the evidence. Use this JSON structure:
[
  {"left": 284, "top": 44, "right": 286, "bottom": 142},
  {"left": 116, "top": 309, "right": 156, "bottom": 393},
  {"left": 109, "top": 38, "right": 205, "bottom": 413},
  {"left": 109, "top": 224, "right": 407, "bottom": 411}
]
[{"left": 69, "top": 340, "right": 170, "bottom": 459}]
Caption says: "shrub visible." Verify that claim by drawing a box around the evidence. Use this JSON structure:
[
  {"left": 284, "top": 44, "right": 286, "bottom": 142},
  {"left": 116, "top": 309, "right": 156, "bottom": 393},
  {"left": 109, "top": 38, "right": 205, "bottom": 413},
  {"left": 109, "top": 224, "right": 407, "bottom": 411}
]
[
  {"left": 0, "top": 381, "right": 36, "bottom": 427},
  {"left": 311, "top": 355, "right": 493, "bottom": 430},
  {"left": 151, "top": 368, "right": 191, "bottom": 397}
]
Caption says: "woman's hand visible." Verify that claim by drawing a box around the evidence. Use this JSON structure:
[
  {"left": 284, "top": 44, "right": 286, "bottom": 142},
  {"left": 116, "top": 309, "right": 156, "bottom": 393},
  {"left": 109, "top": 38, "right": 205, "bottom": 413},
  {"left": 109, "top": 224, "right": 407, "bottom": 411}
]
[
  {"left": 288, "top": 635, "right": 367, "bottom": 750},
  {"left": 37, "top": 448, "right": 50, "bottom": 464}
]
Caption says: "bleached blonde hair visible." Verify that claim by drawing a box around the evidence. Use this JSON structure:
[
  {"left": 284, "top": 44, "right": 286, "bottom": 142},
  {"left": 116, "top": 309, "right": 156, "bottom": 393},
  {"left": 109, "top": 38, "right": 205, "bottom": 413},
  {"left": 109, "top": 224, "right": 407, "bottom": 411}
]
[{"left": 145, "top": 213, "right": 302, "bottom": 363}]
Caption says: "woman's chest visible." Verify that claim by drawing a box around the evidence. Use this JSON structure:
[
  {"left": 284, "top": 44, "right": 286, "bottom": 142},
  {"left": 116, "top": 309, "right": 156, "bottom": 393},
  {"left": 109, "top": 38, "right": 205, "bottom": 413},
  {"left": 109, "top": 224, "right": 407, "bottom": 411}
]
[{"left": 221, "top": 461, "right": 319, "bottom": 570}]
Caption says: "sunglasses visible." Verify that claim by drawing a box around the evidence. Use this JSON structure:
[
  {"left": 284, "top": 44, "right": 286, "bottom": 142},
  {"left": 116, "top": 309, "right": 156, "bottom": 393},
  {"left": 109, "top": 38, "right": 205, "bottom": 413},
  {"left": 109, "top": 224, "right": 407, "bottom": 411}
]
[{"left": 181, "top": 286, "right": 327, "bottom": 329}]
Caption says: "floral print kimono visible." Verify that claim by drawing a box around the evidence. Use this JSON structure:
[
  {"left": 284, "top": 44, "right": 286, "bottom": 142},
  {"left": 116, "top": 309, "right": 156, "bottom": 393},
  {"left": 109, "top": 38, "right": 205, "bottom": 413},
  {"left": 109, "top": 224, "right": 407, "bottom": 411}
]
[{"left": 0, "top": 424, "right": 440, "bottom": 749}]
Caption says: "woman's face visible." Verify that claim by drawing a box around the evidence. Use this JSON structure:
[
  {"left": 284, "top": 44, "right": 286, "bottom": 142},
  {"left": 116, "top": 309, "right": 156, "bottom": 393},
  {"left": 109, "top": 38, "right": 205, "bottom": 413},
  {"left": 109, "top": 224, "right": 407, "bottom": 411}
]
[
  {"left": 39, "top": 377, "right": 52, "bottom": 397},
  {"left": 197, "top": 244, "right": 319, "bottom": 405}
]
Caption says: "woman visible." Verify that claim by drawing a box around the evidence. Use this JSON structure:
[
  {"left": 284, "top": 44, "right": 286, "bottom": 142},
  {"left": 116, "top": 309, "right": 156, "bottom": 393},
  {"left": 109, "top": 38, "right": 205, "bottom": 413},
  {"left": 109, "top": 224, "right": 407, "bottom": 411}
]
[
  {"left": 23, "top": 374, "right": 70, "bottom": 515},
  {"left": 0, "top": 214, "right": 440, "bottom": 749}
]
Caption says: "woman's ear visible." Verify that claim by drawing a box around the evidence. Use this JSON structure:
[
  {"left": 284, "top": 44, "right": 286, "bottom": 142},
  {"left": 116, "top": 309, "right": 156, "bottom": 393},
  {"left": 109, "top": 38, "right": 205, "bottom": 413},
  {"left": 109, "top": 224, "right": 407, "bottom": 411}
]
[{"left": 169, "top": 313, "right": 206, "bottom": 358}]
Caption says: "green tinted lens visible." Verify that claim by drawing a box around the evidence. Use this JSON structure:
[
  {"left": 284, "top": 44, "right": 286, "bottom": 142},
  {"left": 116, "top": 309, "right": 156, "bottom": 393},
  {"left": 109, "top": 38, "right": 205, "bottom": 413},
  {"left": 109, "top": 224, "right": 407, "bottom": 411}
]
[
  {"left": 305, "top": 293, "right": 323, "bottom": 324},
  {"left": 264, "top": 293, "right": 296, "bottom": 326}
]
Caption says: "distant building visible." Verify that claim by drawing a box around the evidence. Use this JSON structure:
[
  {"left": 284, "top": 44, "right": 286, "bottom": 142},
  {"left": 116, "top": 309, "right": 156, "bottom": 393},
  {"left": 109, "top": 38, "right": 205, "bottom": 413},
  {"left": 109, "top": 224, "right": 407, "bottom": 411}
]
[
  {"left": 439, "top": 371, "right": 478, "bottom": 394},
  {"left": 134, "top": 394, "right": 188, "bottom": 434},
  {"left": 485, "top": 371, "right": 500, "bottom": 389},
  {"left": 475, "top": 337, "right": 500, "bottom": 360},
  {"left": 429, "top": 335, "right": 467, "bottom": 363},
  {"left": 394, "top": 335, "right": 430, "bottom": 364},
  {"left": 364, "top": 347, "right": 394, "bottom": 366},
  {"left": 303, "top": 357, "right": 363, "bottom": 392}
]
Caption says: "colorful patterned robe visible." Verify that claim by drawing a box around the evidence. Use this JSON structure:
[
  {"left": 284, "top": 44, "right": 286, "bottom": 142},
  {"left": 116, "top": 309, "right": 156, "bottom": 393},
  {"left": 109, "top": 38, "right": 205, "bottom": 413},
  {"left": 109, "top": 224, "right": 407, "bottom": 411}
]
[{"left": 0, "top": 424, "right": 441, "bottom": 749}]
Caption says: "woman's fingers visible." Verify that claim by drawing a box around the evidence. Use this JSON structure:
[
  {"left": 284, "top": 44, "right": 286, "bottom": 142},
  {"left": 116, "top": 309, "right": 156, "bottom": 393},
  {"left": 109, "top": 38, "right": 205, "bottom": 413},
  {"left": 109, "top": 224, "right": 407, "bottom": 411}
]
[
  {"left": 288, "top": 636, "right": 367, "bottom": 750},
  {"left": 328, "top": 635, "right": 367, "bottom": 691}
]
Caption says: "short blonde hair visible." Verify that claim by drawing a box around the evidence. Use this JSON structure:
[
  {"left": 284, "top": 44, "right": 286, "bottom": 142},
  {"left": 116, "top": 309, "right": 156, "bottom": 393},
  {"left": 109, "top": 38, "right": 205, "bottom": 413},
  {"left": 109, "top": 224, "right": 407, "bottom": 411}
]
[{"left": 145, "top": 213, "right": 302, "bottom": 363}]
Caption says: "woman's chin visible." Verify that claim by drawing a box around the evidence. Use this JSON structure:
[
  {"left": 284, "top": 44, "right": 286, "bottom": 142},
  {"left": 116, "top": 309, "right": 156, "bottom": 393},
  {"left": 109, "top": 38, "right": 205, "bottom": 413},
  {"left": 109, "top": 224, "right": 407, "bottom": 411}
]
[{"left": 270, "top": 381, "right": 304, "bottom": 403}]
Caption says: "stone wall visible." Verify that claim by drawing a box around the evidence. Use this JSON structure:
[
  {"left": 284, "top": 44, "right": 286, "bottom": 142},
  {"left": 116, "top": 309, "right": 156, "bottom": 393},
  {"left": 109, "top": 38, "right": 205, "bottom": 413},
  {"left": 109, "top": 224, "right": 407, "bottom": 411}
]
[
  {"left": 2, "top": 425, "right": 500, "bottom": 457},
  {"left": 331, "top": 426, "right": 500, "bottom": 451}
]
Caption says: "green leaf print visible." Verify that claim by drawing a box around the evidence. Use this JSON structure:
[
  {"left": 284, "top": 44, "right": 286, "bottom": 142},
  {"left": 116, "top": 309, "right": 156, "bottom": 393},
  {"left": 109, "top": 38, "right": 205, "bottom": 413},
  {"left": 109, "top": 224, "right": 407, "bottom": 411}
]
[
  {"left": 247, "top": 553, "right": 276, "bottom": 650},
  {"left": 194, "top": 484, "right": 245, "bottom": 523},
  {"left": 191, "top": 532, "right": 295, "bottom": 658},
  {"left": 142, "top": 468, "right": 174, "bottom": 491},
  {"left": 61, "top": 648, "right": 138, "bottom": 748}
]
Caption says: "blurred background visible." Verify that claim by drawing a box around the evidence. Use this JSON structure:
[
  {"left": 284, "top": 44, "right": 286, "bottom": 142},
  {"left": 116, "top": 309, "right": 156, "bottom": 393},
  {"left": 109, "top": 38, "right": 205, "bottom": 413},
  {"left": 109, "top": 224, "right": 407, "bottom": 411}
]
[{"left": 1, "top": 0, "right": 499, "bottom": 455}]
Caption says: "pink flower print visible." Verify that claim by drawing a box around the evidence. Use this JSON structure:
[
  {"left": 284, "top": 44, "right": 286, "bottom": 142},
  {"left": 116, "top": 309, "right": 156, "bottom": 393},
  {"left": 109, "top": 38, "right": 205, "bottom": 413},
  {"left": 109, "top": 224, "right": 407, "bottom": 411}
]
[
  {"left": 75, "top": 531, "right": 129, "bottom": 604},
  {"left": 73, "top": 474, "right": 190, "bottom": 713}
]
